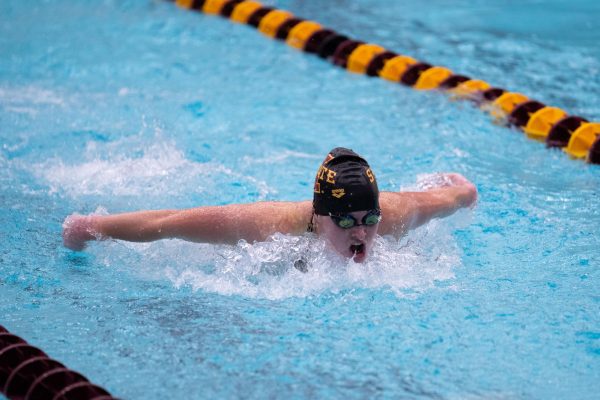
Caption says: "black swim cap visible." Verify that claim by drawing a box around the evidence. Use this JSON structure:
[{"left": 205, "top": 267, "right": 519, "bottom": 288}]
[{"left": 313, "top": 147, "right": 379, "bottom": 215}]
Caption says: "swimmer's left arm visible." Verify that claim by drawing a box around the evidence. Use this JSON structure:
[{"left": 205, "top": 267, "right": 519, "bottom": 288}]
[{"left": 378, "top": 173, "right": 477, "bottom": 236}]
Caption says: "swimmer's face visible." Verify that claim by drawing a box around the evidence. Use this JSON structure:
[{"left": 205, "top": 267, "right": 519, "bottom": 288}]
[{"left": 316, "top": 210, "right": 379, "bottom": 263}]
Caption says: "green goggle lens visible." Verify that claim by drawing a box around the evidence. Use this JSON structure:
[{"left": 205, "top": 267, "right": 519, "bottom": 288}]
[
  {"left": 329, "top": 210, "right": 381, "bottom": 229},
  {"left": 337, "top": 218, "right": 355, "bottom": 229},
  {"left": 364, "top": 214, "right": 381, "bottom": 225}
]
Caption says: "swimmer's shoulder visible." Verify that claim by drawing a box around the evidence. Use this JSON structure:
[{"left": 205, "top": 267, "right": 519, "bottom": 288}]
[
  {"left": 378, "top": 192, "right": 413, "bottom": 237},
  {"left": 277, "top": 200, "right": 313, "bottom": 235},
  {"left": 239, "top": 200, "right": 313, "bottom": 237}
]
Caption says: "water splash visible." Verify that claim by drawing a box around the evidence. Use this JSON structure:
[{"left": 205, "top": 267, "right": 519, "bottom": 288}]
[
  {"left": 415, "top": 172, "right": 456, "bottom": 190},
  {"left": 30, "top": 135, "right": 274, "bottom": 202},
  {"left": 89, "top": 217, "right": 462, "bottom": 300}
]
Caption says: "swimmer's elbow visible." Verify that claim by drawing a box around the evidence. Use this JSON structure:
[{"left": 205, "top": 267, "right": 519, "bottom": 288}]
[{"left": 401, "top": 192, "right": 458, "bottom": 230}]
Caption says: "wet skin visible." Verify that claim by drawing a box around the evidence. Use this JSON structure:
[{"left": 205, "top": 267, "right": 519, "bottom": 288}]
[
  {"left": 315, "top": 210, "right": 379, "bottom": 263},
  {"left": 62, "top": 173, "right": 478, "bottom": 256}
]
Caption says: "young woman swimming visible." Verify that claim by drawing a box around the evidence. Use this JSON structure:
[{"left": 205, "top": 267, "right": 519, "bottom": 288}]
[{"left": 62, "top": 147, "right": 477, "bottom": 262}]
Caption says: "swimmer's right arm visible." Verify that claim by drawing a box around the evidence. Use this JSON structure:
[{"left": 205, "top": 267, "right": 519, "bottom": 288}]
[{"left": 62, "top": 201, "right": 313, "bottom": 251}]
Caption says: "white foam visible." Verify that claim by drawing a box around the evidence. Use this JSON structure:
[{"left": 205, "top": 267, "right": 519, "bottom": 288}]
[
  {"left": 0, "top": 86, "right": 65, "bottom": 107},
  {"left": 415, "top": 172, "right": 455, "bottom": 190},
  {"left": 30, "top": 135, "right": 274, "bottom": 200},
  {"left": 4, "top": 106, "right": 38, "bottom": 115},
  {"left": 32, "top": 132, "right": 467, "bottom": 299},
  {"left": 90, "top": 217, "right": 461, "bottom": 300}
]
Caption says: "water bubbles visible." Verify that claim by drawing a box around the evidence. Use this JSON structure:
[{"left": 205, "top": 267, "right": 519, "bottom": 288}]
[
  {"left": 91, "top": 219, "right": 461, "bottom": 300},
  {"left": 415, "top": 172, "right": 454, "bottom": 190},
  {"left": 29, "top": 134, "right": 275, "bottom": 208},
  {"left": 27, "top": 124, "right": 466, "bottom": 301}
]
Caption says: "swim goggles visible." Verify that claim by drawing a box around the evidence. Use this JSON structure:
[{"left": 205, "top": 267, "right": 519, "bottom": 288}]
[{"left": 329, "top": 209, "right": 381, "bottom": 229}]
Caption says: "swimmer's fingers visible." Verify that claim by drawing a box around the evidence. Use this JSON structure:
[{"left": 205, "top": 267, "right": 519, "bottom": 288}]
[
  {"left": 457, "top": 179, "right": 478, "bottom": 208},
  {"left": 440, "top": 173, "right": 477, "bottom": 207},
  {"left": 465, "top": 187, "right": 478, "bottom": 209},
  {"left": 444, "top": 173, "right": 470, "bottom": 186}
]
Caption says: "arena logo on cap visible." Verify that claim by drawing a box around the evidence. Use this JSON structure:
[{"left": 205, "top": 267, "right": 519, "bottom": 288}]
[{"left": 332, "top": 188, "right": 345, "bottom": 198}]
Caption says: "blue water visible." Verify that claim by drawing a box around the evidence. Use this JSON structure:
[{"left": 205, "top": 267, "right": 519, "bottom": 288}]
[{"left": 1, "top": 0, "right": 599, "bottom": 399}]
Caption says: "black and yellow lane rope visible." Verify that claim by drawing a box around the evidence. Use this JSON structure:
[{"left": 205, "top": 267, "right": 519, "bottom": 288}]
[
  {"left": 0, "top": 325, "right": 117, "bottom": 400},
  {"left": 170, "top": 0, "right": 600, "bottom": 165}
]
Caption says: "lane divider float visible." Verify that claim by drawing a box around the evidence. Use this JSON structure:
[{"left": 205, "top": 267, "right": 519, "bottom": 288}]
[
  {"left": 170, "top": 0, "right": 600, "bottom": 164},
  {"left": 0, "top": 325, "right": 117, "bottom": 400}
]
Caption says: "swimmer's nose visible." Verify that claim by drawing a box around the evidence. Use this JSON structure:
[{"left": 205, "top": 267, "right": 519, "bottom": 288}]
[{"left": 351, "top": 226, "right": 367, "bottom": 240}]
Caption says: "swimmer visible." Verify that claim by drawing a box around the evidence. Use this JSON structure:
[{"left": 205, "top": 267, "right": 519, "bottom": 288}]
[{"left": 62, "top": 147, "right": 477, "bottom": 263}]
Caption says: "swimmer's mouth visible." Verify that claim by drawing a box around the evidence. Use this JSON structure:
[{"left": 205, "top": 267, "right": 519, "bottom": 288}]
[{"left": 350, "top": 243, "right": 365, "bottom": 255}]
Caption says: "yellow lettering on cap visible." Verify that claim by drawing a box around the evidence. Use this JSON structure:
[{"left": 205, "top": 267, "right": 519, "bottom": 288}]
[
  {"left": 314, "top": 182, "right": 321, "bottom": 194},
  {"left": 326, "top": 169, "right": 336, "bottom": 184},
  {"left": 331, "top": 188, "right": 345, "bottom": 198},
  {"left": 323, "top": 153, "right": 335, "bottom": 164},
  {"left": 366, "top": 168, "right": 375, "bottom": 183},
  {"left": 318, "top": 166, "right": 327, "bottom": 181}
]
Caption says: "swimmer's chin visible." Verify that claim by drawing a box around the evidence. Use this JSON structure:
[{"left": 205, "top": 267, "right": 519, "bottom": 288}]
[{"left": 351, "top": 252, "right": 367, "bottom": 263}]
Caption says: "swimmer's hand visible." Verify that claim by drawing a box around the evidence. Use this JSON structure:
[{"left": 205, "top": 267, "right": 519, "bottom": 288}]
[
  {"left": 62, "top": 214, "right": 99, "bottom": 251},
  {"left": 443, "top": 173, "right": 478, "bottom": 208}
]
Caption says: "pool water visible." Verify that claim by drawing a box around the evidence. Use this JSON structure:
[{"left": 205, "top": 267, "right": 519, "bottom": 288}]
[{"left": 1, "top": 0, "right": 599, "bottom": 398}]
